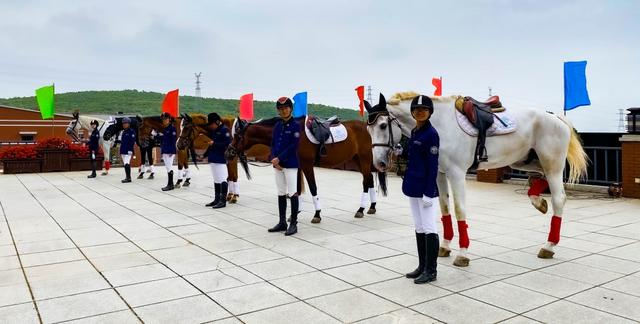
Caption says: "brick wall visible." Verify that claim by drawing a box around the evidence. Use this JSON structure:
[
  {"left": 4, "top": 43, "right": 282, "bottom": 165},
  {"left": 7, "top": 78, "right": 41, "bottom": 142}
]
[{"left": 620, "top": 135, "right": 640, "bottom": 198}]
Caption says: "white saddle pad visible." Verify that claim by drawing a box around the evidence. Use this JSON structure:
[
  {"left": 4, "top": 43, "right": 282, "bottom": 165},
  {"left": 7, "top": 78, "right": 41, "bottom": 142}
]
[
  {"left": 455, "top": 110, "right": 517, "bottom": 137},
  {"left": 304, "top": 116, "right": 348, "bottom": 144}
]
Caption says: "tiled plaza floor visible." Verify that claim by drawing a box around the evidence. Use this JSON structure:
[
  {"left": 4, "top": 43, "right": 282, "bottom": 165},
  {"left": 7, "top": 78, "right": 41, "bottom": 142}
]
[{"left": 1, "top": 165, "right": 639, "bottom": 323}]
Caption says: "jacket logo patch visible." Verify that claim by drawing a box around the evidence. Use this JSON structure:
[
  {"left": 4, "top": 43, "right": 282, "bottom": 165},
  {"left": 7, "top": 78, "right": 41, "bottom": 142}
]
[
  {"left": 413, "top": 140, "right": 422, "bottom": 146},
  {"left": 430, "top": 146, "right": 439, "bottom": 154}
]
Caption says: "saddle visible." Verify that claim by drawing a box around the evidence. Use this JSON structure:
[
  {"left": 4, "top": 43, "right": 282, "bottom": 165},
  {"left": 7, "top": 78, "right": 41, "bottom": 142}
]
[
  {"left": 306, "top": 115, "right": 341, "bottom": 165},
  {"left": 454, "top": 96, "right": 508, "bottom": 166}
]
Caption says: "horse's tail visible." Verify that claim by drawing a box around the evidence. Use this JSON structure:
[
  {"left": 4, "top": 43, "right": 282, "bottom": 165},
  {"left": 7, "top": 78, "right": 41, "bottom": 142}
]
[
  {"left": 557, "top": 116, "right": 589, "bottom": 184},
  {"left": 377, "top": 171, "right": 388, "bottom": 196},
  {"left": 297, "top": 168, "right": 306, "bottom": 195}
]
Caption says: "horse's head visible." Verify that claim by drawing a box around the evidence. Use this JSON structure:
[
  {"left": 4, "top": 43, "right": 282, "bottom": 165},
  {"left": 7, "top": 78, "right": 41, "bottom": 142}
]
[
  {"left": 365, "top": 94, "right": 403, "bottom": 172},
  {"left": 227, "top": 116, "right": 253, "bottom": 179},
  {"left": 103, "top": 118, "right": 122, "bottom": 141},
  {"left": 177, "top": 117, "right": 210, "bottom": 151}
]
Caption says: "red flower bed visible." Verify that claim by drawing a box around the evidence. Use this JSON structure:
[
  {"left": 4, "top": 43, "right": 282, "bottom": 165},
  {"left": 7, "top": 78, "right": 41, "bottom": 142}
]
[
  {"left": 0, "top": 146, "right": 39, "bottom": 160},
  {"left": 36, "top": 137, "right": 72, "bottom": 150},
  {"left": 68, "top": 143, "right": 90, "bottom": 158}
]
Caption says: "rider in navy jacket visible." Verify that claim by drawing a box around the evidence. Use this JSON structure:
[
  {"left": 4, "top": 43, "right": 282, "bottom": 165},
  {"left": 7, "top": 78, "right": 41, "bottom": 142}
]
[
  {"left": 158, "top": 113, "right": 177, "bottom": 191},
  {"left": 119, "top": 117, "right": 136, "bottom": 183},
  {"left": 270, "top": 116, "right": 300, "bottom": 169},
  {"left": 399, "top": 94, "right": 441, "bottom": 285},
  {"left": 86, "top": 119, "right": 100, "bottom": 178},
  {"left": 205, "top": 113, "right": 231, "bottom": 209}
]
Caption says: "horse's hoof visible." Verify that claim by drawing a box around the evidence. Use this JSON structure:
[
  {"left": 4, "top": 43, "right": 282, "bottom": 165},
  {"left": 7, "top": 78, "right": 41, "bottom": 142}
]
[
  {"left": 175, "top": 184, "right": 181, "bottom": 189},
  {"left": 311, "top": 216, "right": 321, "bottom": 224},
  {"left": 182, "top": 182, "right": 190, "bottom": 187},
  {"left": 537, "top": 248, "right": 555, "bottom": 259},
  {"left": 101, "top": 172, "right": 108, "bottom": 176},
  {"left": 226, "top": 194, "right": 233, "bottom": 202},
  {"left": 366, "top": 208, "right": 376, "bottom": 215},
  {"left": 453, "top": 255, "right": 470, "bottom": 267},
  {"left": 439, "top": 247, "right": 451, "bottom": 257},
  {"left": 354, "top": 211, "right": 364, "bottom": 218},
  {"left": 533, "top": 199, "right": 548, "bottom": 214}
]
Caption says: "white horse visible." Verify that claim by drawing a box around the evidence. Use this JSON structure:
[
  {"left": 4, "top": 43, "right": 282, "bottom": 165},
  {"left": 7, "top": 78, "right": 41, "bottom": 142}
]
[
  {"left": 66, "top": 112, "right": 116, "bottom": 175},
  {"left": 366, "top": 92, "right": 588, "bottom": 267}
]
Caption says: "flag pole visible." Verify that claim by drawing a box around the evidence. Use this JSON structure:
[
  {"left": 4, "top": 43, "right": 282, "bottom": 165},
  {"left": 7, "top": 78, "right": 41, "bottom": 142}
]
[{"left": 51, "top": 83, "right": 55, "bottom": 137}]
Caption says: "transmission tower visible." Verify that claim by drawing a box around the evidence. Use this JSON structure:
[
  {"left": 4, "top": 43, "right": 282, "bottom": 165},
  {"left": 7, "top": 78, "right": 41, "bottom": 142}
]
[
  {"left": 195, "top": 73, "right": 202, "bottom": 98},
  {"left": 366, "top": 85, "right": 373, "bottom": 103},
  {"left": 618, "top": 108, "right": 627, "bottom": 132}
]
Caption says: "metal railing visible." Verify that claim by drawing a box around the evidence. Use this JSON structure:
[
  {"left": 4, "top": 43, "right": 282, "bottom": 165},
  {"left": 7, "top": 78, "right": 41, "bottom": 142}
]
[{"left": 506, "top": 146, "right": 621, "bottom": 186}]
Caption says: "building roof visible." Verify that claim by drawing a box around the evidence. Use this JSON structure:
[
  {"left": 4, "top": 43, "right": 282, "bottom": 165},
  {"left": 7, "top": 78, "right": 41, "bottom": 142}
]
[{"left": 0, "top": 104, "right": 74, "bottom": 118}]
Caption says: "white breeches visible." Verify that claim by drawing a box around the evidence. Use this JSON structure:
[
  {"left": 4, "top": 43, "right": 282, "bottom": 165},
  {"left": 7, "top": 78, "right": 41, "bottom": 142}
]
[
  {"left": 210, "top": 163, "right": 228, "bottom": 183},
  {"left": 162, "top": 154, "right": 174, "bottom": 173},
  {"left": 409, "top": 197, "right": 439, "bottom": 234},
  {"left": 275, "top": 168, "right": 298, "bottom": 196},
  {"left": 121, "top": 154, "right": 132, "bottom": 165}
]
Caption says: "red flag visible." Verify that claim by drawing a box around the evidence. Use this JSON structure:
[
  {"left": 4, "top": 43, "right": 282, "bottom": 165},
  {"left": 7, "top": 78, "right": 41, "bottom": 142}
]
[
  {"left": 432, "top": 77, "right": 442, "bottom": 96},
  {"left": 355, "top": 85, "right": 365, "bottom": 116},
  {"left": 239, "top": 93, "right": 254, "bottom": 120},
  {"left": 162, "top": 89, "right": 179, "bottom": 117}
]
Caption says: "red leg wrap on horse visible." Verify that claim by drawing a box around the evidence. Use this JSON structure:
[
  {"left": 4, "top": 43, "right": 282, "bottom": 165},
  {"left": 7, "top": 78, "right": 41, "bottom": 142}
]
[
  {"left": 548, "top": 215, "right": 562, "bottom": 244},
  {"left": 457, "top": 220, "right": 470, "bottom": 248},
  {"left": 441, "top": 214, "right": 454, "bottom": 241},
  {"left": 528, "top": 178, "right": 549, "bottom": 197},
  {"left": 104, "top": 161, "right": 111, "bottom": 170}
]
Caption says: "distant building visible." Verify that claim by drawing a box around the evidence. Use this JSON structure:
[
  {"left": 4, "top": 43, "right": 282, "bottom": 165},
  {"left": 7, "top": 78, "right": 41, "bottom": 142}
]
[{"left": 0, "top": 105, "right": 85, "bottom": 145}]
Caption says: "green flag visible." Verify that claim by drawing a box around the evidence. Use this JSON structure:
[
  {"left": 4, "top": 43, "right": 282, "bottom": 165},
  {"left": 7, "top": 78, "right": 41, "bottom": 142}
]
[{"left": 36, "top": 84, "right": 55, "bottom": 119}]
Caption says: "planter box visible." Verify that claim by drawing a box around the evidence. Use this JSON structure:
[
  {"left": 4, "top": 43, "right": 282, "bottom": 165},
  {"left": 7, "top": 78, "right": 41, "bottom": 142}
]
[
  {"left": 477, "top": 167, "right": 509, "bottom": 183},
  {"left": 69, "top": 157, "right": 104, "bottom": 171},
  {"left": 1, "top": 159, "right": 43, "bottom": 174},
  {"left": 38, "top": 149, "right": 71, "bottom": 172}
]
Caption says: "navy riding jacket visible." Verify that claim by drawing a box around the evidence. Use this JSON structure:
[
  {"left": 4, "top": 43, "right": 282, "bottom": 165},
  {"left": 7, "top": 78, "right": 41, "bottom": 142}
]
[
  {"left": 402, "top": 122, "right": 440, "bottom": 198},
  {"left": 207, "top": 124, "right": 231, "bottom": 164},
  {"left": 270, "top": 118, "right": 300, "bottom": 169}
]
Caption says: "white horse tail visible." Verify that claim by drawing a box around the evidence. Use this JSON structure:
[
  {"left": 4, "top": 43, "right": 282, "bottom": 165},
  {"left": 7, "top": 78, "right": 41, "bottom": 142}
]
[{"left": 557, "top": 115, "right": 589, "bottom": 184}]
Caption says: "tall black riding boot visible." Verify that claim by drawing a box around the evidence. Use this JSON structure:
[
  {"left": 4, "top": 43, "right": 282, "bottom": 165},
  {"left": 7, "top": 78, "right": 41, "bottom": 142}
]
[
  {"left": 162, "top": 171, "right": 175, "bottom": 191},
  {"left": 206, "top": 183, "right": 220, "bottom": 207},
  {"left": 285, "top": 195, "right": 299, "bottom": 236},
  {"left": 88, "top": 159, "right": 97, "bottom": 178},
  {"left": 415, "top": 233, "right": 439, "bottom": 284},
  {"left": 213, "top": 182, "right": 228, "bottom": 209},
  {"left": 406, "top": 232, "right": 426, "bottom": 278},
  {"left": 121, "top": 164, "right": 132, "bottom": 183},
  {"left": 268, "top": 195, "right": 288, "bottom": 232}
]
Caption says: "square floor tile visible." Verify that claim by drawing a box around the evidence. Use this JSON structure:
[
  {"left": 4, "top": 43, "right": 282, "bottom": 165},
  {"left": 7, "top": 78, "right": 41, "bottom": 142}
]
[
  {"left": 239, "top": 301, "right": 340, "bottom": 324},
  {"left": 207, "top": 282, "right": 296, "bottom": 315},
  {"left": 116, "top": 277, "right": 200, "bottom": 307},
  {"left": 37, "top": 289, "right": 128, "bottom": 323},
  {"left": 135, "top": 295, "right": 230, "bottom": 323},
  {"left": 412, "top": 294, "right": 515, "bottom": 324},
  {"left": 307, "top": 288, "right": 401, "bottom": 323},
  {"left": 271, "top": 271, "right": 353, "bottom": 300},
  {"left": 461, "top": 281, "right": 557, "bottom": 313},
  {"left": 363, "top": 277, "right": 451, "bottom": 306}
]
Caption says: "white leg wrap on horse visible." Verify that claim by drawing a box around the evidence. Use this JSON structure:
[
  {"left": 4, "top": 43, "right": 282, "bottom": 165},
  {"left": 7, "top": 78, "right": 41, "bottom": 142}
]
[
  {"left": 312, "top": 195, "right": 321, "bottom": 210},
  {"left": 441, "top": 239, "right": 451, "bottom": 249},
  {"left": 368, "top": 187, "right": 377, "bottom": 203},
  {"left": 177, "top": 168, "right": 183, "bottom": 180},
  {"left": 184, "top": 168, "right": 190, "bottom": 179},
  {"left": 233, "top": 181, "right": 239, "bottom": 194},
  {"left": 360, "top": 192, "right": 368, "bottom": 208},
  {"left": 458, "top": 248, "right": 469, "bottom": 257},
  {"left": 543, "top": 241, "right": 556, "bottom": 251},
  {"left": 149, "top": 164, "right": 155, "bottom": 173}
]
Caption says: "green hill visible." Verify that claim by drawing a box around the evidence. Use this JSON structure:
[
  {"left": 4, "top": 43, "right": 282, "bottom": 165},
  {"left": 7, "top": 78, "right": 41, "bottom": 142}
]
[{"left": 0, "top": 90, "right": 362, "bottom": 120}]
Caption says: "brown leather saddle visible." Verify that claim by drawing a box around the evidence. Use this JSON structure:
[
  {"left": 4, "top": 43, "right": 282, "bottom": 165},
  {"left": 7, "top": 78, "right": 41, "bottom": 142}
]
[
  {"left": 455, "top": 96, "right": 505, "bottom": 124},
  {"left": 306, "top": 115, "right": 341, "bottom": 165}
]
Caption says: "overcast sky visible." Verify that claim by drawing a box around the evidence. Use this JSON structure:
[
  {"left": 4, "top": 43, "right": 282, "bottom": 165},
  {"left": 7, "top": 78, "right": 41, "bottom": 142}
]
[{"left": 1, "top": 0, "right": 638, "bottom": 132}]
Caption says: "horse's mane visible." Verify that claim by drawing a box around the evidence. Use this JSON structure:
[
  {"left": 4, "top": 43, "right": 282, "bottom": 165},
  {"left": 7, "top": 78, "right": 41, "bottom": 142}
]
[
  {"left": 387, "top": 91, "right": 458, "bottom": 106},
  {"left": 189, "top": 113, "right": 208, "bottom": 125}
]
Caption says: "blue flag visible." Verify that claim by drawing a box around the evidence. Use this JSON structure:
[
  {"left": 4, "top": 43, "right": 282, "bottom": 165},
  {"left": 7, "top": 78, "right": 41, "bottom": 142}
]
[
  {"left": 293, "top": 92, "right": 308, "bottom": 117},
  {"left": 564, "top": 61, "right": 591, "bottom": 111}
]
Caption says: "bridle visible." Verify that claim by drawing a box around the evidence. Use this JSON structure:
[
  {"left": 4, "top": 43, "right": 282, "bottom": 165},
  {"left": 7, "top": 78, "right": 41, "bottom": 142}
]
[{"left": 368, "top": 111, "right": 403, "bottom": 150}]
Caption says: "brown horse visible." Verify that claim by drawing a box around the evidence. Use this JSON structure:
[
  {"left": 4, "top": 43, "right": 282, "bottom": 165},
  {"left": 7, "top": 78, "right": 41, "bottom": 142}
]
[
  {"left": 176, "top": 113, "right": 242, "bottom": 202},
  {"left": 227, "top": 116, "right": 387, "bottom": 223},
  {"left": 138, "top": 116, "right": 198, "bottom": 188}
]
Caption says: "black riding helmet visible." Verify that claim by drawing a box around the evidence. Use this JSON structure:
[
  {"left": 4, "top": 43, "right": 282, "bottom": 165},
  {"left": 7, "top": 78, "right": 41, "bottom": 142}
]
[
  {"left": 160, "top": 112, "right": 173, "bottom": 120},
  {"left": 90, "top": 119, "right": 99, "bottom": 126},
  {"left": 276, "top": 97, "right": 293, "bottom": 109},
  {"left": 207, "top": 112, "right": 221, "bottom": 125},
  {"left": 410, "top": 95, "right": 434, "bottom": 114}
]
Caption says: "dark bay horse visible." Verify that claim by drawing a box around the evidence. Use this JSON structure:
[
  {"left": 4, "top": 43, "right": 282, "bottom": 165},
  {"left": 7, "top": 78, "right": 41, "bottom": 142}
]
[
  {"left": 177, "top": 113, "right": 242, "bottom": 202},
  {"left": 227, "top": 116, "right": 386, "bottom": 224}
]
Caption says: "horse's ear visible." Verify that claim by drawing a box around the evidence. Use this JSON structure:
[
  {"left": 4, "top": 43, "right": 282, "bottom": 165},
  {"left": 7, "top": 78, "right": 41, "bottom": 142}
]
[
  {"left": 364, "top": 100, "right": 372, "bottom": 112},
  {"left": 378, "top": 93, "right": 387, "bottom": 109},
  {"left": 136, "top": 115, "right": 142, "bottom": 122},
  {"left": 73, "top": 111, "right": 79, "bottom": 119}
]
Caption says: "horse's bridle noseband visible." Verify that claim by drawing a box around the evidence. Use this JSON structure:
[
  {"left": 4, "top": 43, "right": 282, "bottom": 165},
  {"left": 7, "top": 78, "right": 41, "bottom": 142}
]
[{"left": 368, "top": 112, "right": 403, "bottom": 150}]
